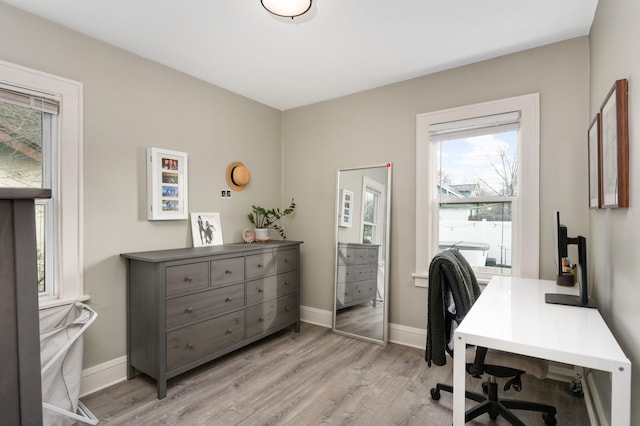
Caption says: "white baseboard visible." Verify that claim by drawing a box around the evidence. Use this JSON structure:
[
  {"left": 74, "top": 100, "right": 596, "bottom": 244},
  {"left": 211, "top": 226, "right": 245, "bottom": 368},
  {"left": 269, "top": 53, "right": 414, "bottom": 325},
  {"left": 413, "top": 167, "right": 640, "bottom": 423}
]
[
  {"left": 389, "top": 323, "right": 426, "bottom": 349},
  {"left": 79, "top": 355, "right": 127, "bottom": 397},
  {"left": 300, "top": 305, "right": 332, "bottom": 328},
  {"left": 300, "top": 305, "right": 428, "bottom": 349}
]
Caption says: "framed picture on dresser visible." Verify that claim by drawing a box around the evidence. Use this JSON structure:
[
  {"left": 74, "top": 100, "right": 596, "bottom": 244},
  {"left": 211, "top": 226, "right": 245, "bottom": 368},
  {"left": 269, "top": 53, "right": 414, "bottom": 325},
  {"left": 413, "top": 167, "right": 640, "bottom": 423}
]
[{"left": 190, "top": 212, "right": 223, "bottom": 247}]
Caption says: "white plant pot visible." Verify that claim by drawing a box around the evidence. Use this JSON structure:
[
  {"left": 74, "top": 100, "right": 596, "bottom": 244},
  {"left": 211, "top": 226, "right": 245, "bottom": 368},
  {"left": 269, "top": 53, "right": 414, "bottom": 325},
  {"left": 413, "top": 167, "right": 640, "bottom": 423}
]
[{"left": 255, "top": 228, "right": 270, "bottom": 242}]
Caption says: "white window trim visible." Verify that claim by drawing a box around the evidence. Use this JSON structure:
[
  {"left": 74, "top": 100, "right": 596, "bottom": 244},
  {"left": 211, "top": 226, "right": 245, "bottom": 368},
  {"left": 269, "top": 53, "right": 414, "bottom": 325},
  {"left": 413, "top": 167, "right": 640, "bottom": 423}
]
[
  {"left": 0, "top": 59, "right": 86, "bottom": 307},
  {"left": 414, "top": 93, "right": 539, "bottom": 287},
  {"left": 360, "top": 175, "right": 386, "bottom": 246}
]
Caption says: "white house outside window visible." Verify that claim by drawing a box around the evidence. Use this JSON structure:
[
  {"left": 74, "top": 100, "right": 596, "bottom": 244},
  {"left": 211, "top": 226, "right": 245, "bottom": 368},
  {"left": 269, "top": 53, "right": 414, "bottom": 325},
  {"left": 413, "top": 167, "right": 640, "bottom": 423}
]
[{"left": 414, "top": 94, "right": 540, "bottom": 286}]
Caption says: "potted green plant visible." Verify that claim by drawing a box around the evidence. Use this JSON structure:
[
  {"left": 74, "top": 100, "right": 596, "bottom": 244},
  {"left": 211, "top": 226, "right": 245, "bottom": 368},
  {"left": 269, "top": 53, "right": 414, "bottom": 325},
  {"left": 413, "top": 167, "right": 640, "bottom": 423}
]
[{"left": 248, "top": 198, "right": 296, "bottom": 241}]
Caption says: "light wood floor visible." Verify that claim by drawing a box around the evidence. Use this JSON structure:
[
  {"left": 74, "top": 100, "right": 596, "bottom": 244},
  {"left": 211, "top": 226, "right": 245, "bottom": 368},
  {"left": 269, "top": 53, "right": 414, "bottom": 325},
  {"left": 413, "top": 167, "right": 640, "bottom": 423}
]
[
  {"left": 335, "top": 301, "right": 384, "bottom": 341},
  {"left": 76, "top": 323, "right": 589, "bottom": 425}
]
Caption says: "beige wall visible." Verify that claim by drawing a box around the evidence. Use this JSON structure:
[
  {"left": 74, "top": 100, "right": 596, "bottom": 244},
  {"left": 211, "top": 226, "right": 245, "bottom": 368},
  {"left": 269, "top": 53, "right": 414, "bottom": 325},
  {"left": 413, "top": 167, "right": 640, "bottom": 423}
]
[
  {"left": 590, "top": 0, "right": 640, "bottom": 423},
  {"left": 284, "top": 37, "right": 590, "bottom": 329},
  {"left": 2, "top": 3, "right": 609, "bottom": 406},
  {"left": 0, "top": 3, "right": 284, "bottom": 368}
]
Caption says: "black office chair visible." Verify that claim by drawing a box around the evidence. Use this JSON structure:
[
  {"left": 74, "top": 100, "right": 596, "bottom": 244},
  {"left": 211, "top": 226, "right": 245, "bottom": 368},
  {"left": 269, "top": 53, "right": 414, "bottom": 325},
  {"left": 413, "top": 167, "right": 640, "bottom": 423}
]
[{"left": 425, "top": 250, "right": 557, "bottom": 426}]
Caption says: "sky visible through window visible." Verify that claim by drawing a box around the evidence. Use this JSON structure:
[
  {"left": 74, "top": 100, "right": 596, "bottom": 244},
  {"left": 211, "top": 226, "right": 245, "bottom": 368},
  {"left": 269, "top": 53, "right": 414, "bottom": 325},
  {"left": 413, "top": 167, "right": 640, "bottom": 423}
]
[{"left": 438, "top": 130, "right": 517, "bottom": 196}]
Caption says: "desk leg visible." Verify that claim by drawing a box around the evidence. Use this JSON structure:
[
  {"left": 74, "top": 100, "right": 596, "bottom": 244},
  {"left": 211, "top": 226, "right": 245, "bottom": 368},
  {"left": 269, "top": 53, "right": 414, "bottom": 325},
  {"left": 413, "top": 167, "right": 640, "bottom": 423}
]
[
  {"left": 453, "top": 333, "right": 466, "bottom": 426},
  {"left": 610, "top": 363, "right": 631, "bottom": 426}
]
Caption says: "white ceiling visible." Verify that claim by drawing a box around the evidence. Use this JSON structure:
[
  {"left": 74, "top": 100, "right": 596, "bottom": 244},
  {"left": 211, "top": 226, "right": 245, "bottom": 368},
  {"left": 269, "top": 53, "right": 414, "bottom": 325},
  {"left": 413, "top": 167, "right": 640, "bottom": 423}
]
[{"left": 3, "top": 0, "right": 598, "bottom": 111}]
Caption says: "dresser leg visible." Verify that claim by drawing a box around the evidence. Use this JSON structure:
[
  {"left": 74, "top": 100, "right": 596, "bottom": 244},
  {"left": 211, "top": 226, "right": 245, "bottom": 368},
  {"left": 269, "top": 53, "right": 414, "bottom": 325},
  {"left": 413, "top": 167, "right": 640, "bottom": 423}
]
[
  {"left": 157, "top": 381, "right": 167, "bottom": 399},
  {"left": 127, "top": 364, "right": 136, "bottom": 380},
  {"left": 295, "top": 321, "right": 300, "bottom": 333}
]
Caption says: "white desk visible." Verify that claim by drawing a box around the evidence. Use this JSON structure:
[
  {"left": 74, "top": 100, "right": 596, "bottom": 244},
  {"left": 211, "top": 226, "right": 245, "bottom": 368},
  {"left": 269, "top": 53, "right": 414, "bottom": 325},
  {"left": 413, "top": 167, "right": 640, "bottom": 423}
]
[{"left": 453, "top": 276, "right": 631, "bottom": 426}]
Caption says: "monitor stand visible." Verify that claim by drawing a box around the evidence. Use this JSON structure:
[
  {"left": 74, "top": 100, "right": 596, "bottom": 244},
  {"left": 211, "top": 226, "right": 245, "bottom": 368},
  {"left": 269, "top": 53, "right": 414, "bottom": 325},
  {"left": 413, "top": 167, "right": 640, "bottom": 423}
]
[
  {"left": 545, "top": 236, "right": 597, "bottom": 308},
  {"left": 545, "top": 293, "right": 597, "bottom": 308}
]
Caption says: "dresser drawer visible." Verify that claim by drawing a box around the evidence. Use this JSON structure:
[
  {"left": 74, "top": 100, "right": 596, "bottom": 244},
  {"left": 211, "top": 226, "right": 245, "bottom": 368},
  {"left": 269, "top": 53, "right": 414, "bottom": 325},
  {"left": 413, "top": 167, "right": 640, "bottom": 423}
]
[
  {"left": 337, "top": 265, "right": 355, "bottom": 283},
  {"left": 246, "top": 272, "right": 298, "bottom": 305},
  {"left": 211, "top": 257, "right": 244, "bottom": 287},
  {"left": 166, "top": 262, "right": 209, "bottom": 297},
  {"left": 246, "top": 252, "right": 276, "bottom": 279},
  {"left": 336, "top": 283, "right": 352, "bottom": 306},
  {"left": 360, "top": 247, "right": 379, "bottom": 264},
  {"left": 246, "top": 293, "right": 297, "bottom": 338},
  {"left": 354, "top": 280, "right": 376, "bottom": 300},
  {"left": 354, "top": 264, "right": 377, "bottom": 281},
  {"left": 337, "top": 246, "right": 356, "bottom": 266},
  {"left": 166, "top": 283, "right": 244, "bottom": 329},
  {"left": 277, "top": 249, "right": 298, "bottom": 273},
  {"left": 166, "top": 311, "right": 244, "bottom": 371}
]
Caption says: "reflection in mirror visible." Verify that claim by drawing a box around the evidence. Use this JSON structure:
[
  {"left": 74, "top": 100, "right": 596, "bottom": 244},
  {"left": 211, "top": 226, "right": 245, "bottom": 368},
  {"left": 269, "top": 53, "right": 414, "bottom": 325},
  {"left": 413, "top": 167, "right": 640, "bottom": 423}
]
[{"left": 333, "top": 163, "right": 391, "bottom": 344}]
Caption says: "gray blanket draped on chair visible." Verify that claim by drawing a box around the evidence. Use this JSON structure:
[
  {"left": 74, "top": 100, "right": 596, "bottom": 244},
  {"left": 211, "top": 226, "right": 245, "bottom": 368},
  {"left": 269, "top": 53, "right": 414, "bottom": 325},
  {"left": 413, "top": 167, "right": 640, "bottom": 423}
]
[{"left": 425, "top": 249, "right": 481, "bottom": 367}]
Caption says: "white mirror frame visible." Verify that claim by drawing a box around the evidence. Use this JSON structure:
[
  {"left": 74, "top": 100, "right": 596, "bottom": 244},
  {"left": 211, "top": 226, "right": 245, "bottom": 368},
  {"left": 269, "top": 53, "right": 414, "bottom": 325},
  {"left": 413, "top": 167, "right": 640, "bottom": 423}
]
[{"left": 332, "top": 163, "right": 392, "bottom": 345}]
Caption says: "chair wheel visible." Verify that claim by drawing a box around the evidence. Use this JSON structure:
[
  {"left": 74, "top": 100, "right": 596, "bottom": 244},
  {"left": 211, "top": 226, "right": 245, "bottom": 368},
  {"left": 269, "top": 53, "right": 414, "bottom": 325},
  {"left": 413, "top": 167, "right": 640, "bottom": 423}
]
[
  {"left": 489, "top": 412, "right": 498, "bottom": 420},
  {"left": 542, "top": 413, "right": 557, "bottom": 425},
  {"left": 481, "top": 381, "right": 488, "bottom": 394},
  {"left": 430, "top": 388, "right": 441, "bottom": 401}
]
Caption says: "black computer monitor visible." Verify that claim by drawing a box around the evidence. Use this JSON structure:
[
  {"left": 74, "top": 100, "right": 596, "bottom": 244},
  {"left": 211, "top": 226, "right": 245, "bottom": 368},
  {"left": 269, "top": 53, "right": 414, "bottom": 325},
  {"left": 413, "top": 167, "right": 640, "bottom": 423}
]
[{"left": 545, "top": 211, "right": 596, "bottom": 308}]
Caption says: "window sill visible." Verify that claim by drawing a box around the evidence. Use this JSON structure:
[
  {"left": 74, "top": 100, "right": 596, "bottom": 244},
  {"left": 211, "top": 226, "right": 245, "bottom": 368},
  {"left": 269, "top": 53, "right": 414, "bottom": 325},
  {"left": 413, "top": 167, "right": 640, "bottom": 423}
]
[
  {"left": 412, "top": 273, "right": 429, "bottom": 288},
  {"left": 413, "top": 272, "right": 491, "bottom": 288},
  {"left": 39, "top": 294, "right": 91, "bottom": 310}
]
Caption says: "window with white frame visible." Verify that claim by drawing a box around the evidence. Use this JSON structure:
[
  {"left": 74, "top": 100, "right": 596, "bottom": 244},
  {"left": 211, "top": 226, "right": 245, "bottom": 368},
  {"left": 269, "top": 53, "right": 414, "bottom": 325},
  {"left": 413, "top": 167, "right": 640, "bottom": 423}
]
[
  {"left": 361, "top": 176, "right": 384, "bottom": 245},
  {"left": 0, "top": 60, "right": 84, "bottom": 306},
  {"left": 414, "top": 94, "right": 539, "bottom": 287}
]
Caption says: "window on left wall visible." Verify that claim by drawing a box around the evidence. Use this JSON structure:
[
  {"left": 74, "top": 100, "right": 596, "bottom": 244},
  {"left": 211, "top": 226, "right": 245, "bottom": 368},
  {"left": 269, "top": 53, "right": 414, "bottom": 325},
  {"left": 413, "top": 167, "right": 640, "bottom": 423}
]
[{"left": 0, "top": 60, "right": 85, "bottom": 307}]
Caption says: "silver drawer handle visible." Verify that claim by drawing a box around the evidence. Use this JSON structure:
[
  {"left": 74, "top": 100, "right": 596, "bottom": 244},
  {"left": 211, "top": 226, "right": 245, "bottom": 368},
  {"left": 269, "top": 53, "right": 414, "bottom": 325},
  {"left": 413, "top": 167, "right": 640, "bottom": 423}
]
[
  {"left": 184, "top": 276, "right": 193, "bottom": 282},
  {"left": 187, "top": 343, "right": 194, "bottom": 350},
  {"left": 257, "top": 264, "right": 263, "bottom": 268},
  {"left": 185, "top": 307, "right": 193, "bottom": 314},
  {"left": 225, "top": 270, "right": 232, "bottom": 274},
  {"left": 226, "top": 329, "right": 233, "bottom": 335},
  {"left": 225, "top": 297, "right": 233, "bottom": 302},
  {"left": 284, "top": 306, "right": 291, "bottom": 312},
  {"left": 284, "top": 281, "right": 290, "bottom": 286},
  {"left": 258, "top": 317, "right": 264, "bottom": 322},
  {"left": 284, "top": 259, "right": 290, "bottom": 263},
  {"left": 258, "top": 288, "right": 263, "bottom": 293}
]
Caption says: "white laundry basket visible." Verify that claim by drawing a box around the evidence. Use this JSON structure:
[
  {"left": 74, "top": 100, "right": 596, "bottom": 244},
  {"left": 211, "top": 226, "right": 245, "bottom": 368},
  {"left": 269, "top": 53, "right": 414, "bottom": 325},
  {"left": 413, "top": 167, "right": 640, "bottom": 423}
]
[{"left": 40, "top": 302, "right": 98, "bottom": 425}]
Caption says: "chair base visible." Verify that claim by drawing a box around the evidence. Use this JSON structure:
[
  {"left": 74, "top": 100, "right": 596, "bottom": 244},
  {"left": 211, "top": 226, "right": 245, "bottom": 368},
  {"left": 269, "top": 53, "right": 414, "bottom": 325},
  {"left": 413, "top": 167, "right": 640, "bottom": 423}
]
[{"left": 430, "top": 380, "right": 557, "bottom": 426}]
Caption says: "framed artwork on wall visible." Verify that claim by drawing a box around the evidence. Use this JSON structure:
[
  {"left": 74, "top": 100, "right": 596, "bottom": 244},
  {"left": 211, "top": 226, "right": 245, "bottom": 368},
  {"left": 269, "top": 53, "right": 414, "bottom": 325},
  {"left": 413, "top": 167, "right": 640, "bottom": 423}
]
[
  {"left": 190, "top": 212, "right": 223, "bottom": 247},
  {"left": 588, "top": 114, "right": 601, "bottom": 209},
  {"left": 599, "top": 79, "right": 629, "bottom": 208},
  {"left": 147, "top": 147, "right": 189, "bottom": 220},
  {"left": 339, "top": 189, "right": 353, "bottom": 227}
]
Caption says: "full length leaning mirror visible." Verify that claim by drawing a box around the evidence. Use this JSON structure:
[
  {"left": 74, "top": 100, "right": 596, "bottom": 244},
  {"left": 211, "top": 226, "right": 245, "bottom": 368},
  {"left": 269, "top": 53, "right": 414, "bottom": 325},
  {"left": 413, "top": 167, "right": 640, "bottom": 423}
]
[{"left": 332, "top": 163, "right": 391, "bottom": 344}]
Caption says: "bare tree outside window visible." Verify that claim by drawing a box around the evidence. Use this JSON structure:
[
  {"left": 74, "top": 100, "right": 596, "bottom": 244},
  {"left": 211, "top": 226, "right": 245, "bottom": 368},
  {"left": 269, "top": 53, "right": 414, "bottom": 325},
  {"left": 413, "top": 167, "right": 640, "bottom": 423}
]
[
  {"left": 436, "top": 131, "right": 518, "bottom": 273},
  {"left": 0, "top": 101, "right": 46, "bottom": 291}
]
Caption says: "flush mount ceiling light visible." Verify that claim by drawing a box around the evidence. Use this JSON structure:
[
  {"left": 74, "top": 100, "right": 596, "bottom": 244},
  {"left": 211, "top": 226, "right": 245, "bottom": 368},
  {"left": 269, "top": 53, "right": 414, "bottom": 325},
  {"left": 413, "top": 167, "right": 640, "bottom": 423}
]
[{"left": 261, "top": 0, "right": 313, "bottom": 19}]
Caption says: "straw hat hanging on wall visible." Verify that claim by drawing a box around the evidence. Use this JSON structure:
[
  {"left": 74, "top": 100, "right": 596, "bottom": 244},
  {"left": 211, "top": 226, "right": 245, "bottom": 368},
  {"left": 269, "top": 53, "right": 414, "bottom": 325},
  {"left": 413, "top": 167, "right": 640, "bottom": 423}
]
[{"left": 226, "top": 161, "right": 250, "bottom": 191}]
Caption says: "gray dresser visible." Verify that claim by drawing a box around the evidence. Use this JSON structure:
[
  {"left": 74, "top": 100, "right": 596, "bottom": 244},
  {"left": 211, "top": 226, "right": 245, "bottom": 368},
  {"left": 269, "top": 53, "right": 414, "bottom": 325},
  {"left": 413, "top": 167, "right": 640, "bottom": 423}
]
[
  {"left": 336, "top": 242, "right": 379, "bottom": 309},
  {"left": 121, "top": 240, "right": 301, "bottom": 399}
]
